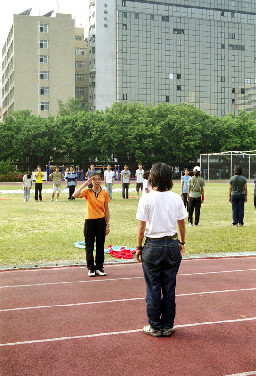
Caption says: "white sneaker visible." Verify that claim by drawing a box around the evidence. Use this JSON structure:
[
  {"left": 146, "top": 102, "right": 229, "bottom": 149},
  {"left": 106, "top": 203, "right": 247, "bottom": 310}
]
[
  {"left": 189, "top": 223, "right": 193, "bottom": 227},
  {"left": 50, "top": 199, "right": 53, "bottom": 201},
  {"left": 56, "top": 199, "right": 59, "bottom": 202},
  {"left": 95, "top": 269, "right": 106, "bottom": 276},
  {"left": 88, "top": 270, "right": 95, "bottom": 277}
]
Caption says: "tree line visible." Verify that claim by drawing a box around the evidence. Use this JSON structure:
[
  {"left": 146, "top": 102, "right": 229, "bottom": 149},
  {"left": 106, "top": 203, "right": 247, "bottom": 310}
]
[{"left": 0, "top": 101, "right": 256, "bottom": 173}]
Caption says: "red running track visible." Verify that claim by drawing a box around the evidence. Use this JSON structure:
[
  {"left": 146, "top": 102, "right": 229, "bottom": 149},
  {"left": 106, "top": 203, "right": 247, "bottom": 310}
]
[{"left": 0, "top": 257, "right": 256, "bottom": 376}]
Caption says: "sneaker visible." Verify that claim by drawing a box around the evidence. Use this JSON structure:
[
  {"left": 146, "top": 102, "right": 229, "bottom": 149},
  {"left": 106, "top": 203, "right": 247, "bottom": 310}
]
[
  {"left": 95, "top": 269, "right": 106, "bottom": 276},
  {"left": 88, "top": 270, "right": 95, "bottom": 277},
  {"left": 56, "top": 199, "right": 59, "bottom": 202},
  {"left": 50, "top": 199, "right": 53, "bottom": 201},
  {"left": 195, "top": 223, "right": 200, "bottom": 226},
  {"left": 143, "top": 325, "right": 162, "bottom": 337},
  {"left": 189, "top": 223, "right": 193, "bottom": 227},
  {"left": 162, "top": 327, "right": 174, "bottom": 337},
  {"left": 232, "top": 223, "right": 238, "bottom": 227}
]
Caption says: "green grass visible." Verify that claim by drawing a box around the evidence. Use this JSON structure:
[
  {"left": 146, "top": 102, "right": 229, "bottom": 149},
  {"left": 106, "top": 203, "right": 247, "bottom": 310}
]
[{"left": 0, "top": 182, "right": 255, "bottom": 266}]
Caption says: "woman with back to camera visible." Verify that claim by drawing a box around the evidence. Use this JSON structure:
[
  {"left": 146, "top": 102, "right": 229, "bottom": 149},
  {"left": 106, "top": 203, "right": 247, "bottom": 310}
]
[{"left": 136, "top": 163, "right": 187, "bottom": 337}]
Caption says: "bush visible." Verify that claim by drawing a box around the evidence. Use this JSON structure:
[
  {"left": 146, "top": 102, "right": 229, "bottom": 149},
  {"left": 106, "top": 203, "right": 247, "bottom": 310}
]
[
  {"left": 0, "top": 172, "right": 24, "bottom": 182},
  {"left": 0, "top": 159, "right": 15, "bottom": 174}
]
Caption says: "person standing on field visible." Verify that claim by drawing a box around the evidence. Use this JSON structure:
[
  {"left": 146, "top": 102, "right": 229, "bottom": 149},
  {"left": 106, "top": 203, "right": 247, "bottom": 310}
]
[
  {"left": 181, "top": 168, "right": 191, "bottom": 209},
  {"left": 65, "top": 166, "right": 77, "bottom": 200},
  {"left": 121, "top": 164, "right": 131, "bottom": 199},
  {"left": 229, "top": 167, "right": 247, "bottom": 226},
  {"left": 34, "top": 165, "right": 43, "bottom": 202},
  {"left": 72, "top": 172, "right": 110, "bottom": 277},
  {"left": 187, "top": 166, "right": 205, "bottom": 226},
  {"left": 254, "top": 172, "right": 256, "bottom": 213},
  {"left": 136, "top": 164, "right": 144, "bottom": 199},
  {"left": 50, "top": 166, "right": 64, "bottom": 201},
  {"left": 22, "top": 172, "right": 32, "bottom": 202},
  {"left": 136, "top": 163, "right": 187, "bottom": 337},
  {"left": 104, "top": 164, "right": 115, "bottom": 200}
]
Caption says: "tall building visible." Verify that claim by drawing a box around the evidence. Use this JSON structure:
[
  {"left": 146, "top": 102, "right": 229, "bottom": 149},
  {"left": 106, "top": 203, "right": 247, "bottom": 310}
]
[
  {"left": 1, "top": 11, "right": 88, "bottom": 120},
  {"left": 88, "top": 0, "right": 256, "bottom": 116}
]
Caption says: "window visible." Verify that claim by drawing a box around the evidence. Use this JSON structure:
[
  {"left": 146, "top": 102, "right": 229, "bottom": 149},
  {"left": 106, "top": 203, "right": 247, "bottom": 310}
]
[
  {"left": 39, "top": 71, "right": 49, "bottom": 80},
  {"left": 123, "top": 93, "right": 127, "bottom": 100},
  {"left": 245, "top": 78, "right": 251, "bottom": 83},
  {"left": 123, "top": 12, "right": 127, "bottom": 18},
  {"left": 232, "top": 99, "right": 235, "bottom": 104},
  {"left": 177, "top": 85, "right": 181, "bottom": 91},
  {"left": 75, "top": 36, "right": 82, "bottom": 41},
  {"left": 38, "top": 102, "right": 49, "bottom": 111},
  {"left": 75, "top": 48, "right": 85, "bottom": 56},
  {"left": 229, "top": 44, "right": 245, "bottom": 51},
  {"left": 221, "top": 76, "right": 225, "bottom": 82},
  {"left": 122, "top": 0, "right": 126, "bottom": 6},
  {"left": 228, "top": 33, "right": 235, "bottom": 39},
  {"left": 123, "top": 24, "right": 127, "bottom": 30},
  {"left": 75, "top": 61, "right": 85, "bottom": 68},
  {"left": 177, "top": 74, "right": 181, "bottom": 79},
  {"left": 38, "top": 40, "right": 49, "bottom": 49},
  {"left": 166, "top": 96, "right": 169, "bottom": 102},
  {"left": 76, "top": 87, "right": 85, "bottom": 95},
  {"left": 38, "top": 55, "right": 48, "bottom": 64},
  {"left": 232, "top": 88, "right": 236, "bottom": 93},
  {"left": 150, "top": 15, "right": 154, "bottom": 20},
  {"left": 162, "top": 16, "right": 169, "bottom": 22},
  {"left": 38, "top": 24, "right": 48, "bottom": 33},
  {"left": 241, "top": 88, "right": 245, "bottom": 94},
  {"left": 135, "top": 13, "right": 139, "bottom": 19},
  {"left": 231, "top": 11, "right": 235, "bottom": 18},
  {"left": 75, "top": 74, "right": 85, "bottom": 82},
  {"left": 221, "top": 11, "right": 225, "bottom": 16},
  {"left": 92, "top": 47, "right": 95, "bottom": 53},
  {"left": 39, "top": 87, "right": 49, "bottom": 95},
  {"left": 173, "top": 28, "right": 184, "bottom": 34},
  {"left": 221, "top": 44, "right": 225, "bottom": 49}
]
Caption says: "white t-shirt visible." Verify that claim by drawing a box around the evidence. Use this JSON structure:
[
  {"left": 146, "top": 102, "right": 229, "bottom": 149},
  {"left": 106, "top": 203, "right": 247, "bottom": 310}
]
[
  {"left": 104, "top": 170, "right": 114, "bottom": 184},
  {"left": 23, "top": 174, "right": 32, "bottom": 188},
  {"left": 136, "top": 190, "right": 188, "bottom": 238},
  {"left": 142, "top": 179, "right": 151, "bottom": 195},
  {"left": 136, "top": 169, "right": 144, "bottom": 183}
]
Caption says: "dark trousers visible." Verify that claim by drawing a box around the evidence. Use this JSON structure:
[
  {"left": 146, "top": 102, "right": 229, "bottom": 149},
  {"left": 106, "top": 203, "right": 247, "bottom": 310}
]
[
  {"left": 68, "top": 185, "right": 75, "bottom": 199},
  {"left": 84, "top": 218, "right": 106, "bottom": 271},
  {"left": 182, "top": 193, "right": 188, "bottom": 209},
  {"left": 142, "top": 237, "right": 182, "bottom": 330},
  {"left": 122, "top": 183, "right": 129, "bottom": 199},
  {"left": 231, "top": 194, "right": 245, "bottom": 225},
  {"left": 188, "top": 197, "right": 201, "bottom": 225},
  {"left": 34, "top": 183, "right": 42, "bottom": 201},
  {"left": 254, "top": 192, "right": 256, "bottom": 209}
]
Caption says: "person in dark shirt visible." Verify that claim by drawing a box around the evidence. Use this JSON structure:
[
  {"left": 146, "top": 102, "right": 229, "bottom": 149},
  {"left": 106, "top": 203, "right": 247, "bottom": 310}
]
[{"left": 229, "top": 167, "right": 247, "bottom": 226}]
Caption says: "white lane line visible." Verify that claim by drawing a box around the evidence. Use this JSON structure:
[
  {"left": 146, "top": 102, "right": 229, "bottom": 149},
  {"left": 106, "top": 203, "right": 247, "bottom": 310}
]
[
  {"left": 1, "top": 268, "right": 256, "bottom": 289},
  {"left": 225, "top": 372, "right": 256, "bottom": 376},
  {"left": 1, "top": 287, "right": 255, "bottom": 313},
  {"left": 1, "top": 316, "right": 255, "bottom": 347}
]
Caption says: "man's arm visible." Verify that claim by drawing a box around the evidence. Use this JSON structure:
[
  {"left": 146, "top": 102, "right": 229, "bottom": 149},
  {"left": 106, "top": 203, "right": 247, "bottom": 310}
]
[
  {"left": 136, "top": 220, "right": 146, "bottom": 263},
  {"left": 177, "top": 219, "right": 185, "bottom": 256},
  {"left": 244, "top": 183, "right": 248, "bottom": 202},
  {"left": 201, "top": 187, "right": 204, "bottom": 203},
  {"left": 229, "top": 184, "right": 232, "bottom": 202},
  {"left": 181, "top": 179, "right": 184, "bottom": 196},
  {"left": 187, "top": 185, "right": 191, "bottom": 201}
]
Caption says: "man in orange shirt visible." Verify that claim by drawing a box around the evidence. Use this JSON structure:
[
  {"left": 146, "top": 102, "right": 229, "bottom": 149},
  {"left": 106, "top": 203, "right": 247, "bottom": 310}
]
[{"left": 73, "top": 172, "right": 110, "bottom": 277}]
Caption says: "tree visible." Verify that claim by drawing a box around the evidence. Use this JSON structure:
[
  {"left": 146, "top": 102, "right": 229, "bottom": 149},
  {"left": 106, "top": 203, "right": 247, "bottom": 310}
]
[{"left": 57, "top": 97, "right": 89, "bottom": 116}]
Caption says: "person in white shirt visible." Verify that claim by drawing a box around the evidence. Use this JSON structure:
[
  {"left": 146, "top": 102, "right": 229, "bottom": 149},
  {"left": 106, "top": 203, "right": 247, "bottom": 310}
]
[
  {"left": 135, "top": 164, "right": 144, "bottom": 199},
  {"left": 104, "top": 165, "right": 115, "bottom": 200},
  {"left": 142, "top": 171, "right": 151, "bottom": 195},
  {"left": 22, "top": 172, "right": 32, "bottom": 202},
  {"left": 120, "top": 164, "right": 131, "bottom": 199},
  {"left": 136, "top": 162, "right": 187, "bottom": 337}
]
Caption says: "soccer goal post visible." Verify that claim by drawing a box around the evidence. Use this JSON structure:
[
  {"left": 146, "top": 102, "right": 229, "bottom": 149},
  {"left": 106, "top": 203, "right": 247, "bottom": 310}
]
[{"left": 200, "top": 150, "right": 256, "bottom": 181}]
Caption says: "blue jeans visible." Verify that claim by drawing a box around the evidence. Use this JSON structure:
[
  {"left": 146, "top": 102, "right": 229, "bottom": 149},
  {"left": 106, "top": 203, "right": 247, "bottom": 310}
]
[
  {"left": 142, "top": 237, "right": 182, "bottom": 330},
  {"left": 231, "top": 194, "right": 245, "bottom": 225}
]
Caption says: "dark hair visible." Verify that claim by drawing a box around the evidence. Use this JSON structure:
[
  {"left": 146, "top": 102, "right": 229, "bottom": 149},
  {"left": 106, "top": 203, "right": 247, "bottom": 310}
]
[
  {"left": 143, "top": 170, "right": 150, "bottom": 180},
  {"left": 234, "top": 167, "right": 242, "bottom": 175},
  {"left": 124, "top": 164, "right": 128, "bottom": 168},
  {"left": 91, "top": 172, "right": 101, "bottom": 178},
  {"left": 194, "top": 170, "right": 200, "bottom": 177},
  {"left": 37, "top": 165, "right": 41, "bottom": 168},
  {"left": 149, "top": 163, "right": 173, "bottom": 192},
  {"left": 27, "top": 174, "right": 31, "bottom": 179},
  {"left": 183, "top": 168, "right": 189, "bottom": 173},
  {"left": 56, "top": 166, "right": 60, "bottom": 169}
]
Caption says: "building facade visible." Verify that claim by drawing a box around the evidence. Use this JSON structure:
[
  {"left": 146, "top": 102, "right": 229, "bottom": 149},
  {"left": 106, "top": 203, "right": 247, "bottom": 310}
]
[
  {"left": 1, "top": 12, "right": 88, "bottom": 120},
  {"left": 88, "top": 0, "right": 256, "bottom": 116}
]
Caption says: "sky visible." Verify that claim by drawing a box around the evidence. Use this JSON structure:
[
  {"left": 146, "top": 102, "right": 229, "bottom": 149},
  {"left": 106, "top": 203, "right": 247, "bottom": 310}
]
[{"left": 0, "top": 0, "right": 89, "bottom": 105}]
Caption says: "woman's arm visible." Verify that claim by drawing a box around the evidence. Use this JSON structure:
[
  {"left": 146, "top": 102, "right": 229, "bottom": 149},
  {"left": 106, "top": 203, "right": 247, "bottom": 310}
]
[
  {"left": 136, "top": 220, "right": 146, "bottom": 263},
  {"left": 177, "top": 219, "right": 185, "bottom": 256},
  {"left": 72, "top": 177, "right": 93, "bottom": 198}
]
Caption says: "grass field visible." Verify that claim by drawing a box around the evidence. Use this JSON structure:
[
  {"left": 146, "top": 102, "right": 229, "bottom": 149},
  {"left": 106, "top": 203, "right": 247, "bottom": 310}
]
[{"left": 0, "top": 182, "right": 255, "bottom": 266}]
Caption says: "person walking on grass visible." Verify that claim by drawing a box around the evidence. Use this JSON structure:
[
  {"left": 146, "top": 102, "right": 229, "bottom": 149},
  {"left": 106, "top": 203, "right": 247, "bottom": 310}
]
[
  {"left": 66, "top": 166, "right": 77, "bottom": 200},
  {"left": 181, "top": 168, "right": 191, "bottom": 209},
  {"left": 50, "top": 166, "right": 64, "bottom": 202},
  {"left": 136, "top": 162, "right": 187, "bottom": 337},
  {"left": 22, "top": 172, "right": 32, "bottom": 202},
  {"left": 73, "top": 172, "right": 110, "bottom": 277},
  {"left": 187, "top": 166, "right": 205, "bottom": 226},
  {"left": 136, "top": 164, "right": 144, "bottom": 199},
  {"left": 104, "top": 164, "right": 115, "bottom": 200},
  {"left": 121, "top": 164, "right": 131, "bottom": 199},
  {"left": 229, "top": 167, "right": 247, "bottom": 226},
  {"left": 34, "top": 165, "right": 43, "bottom": 202}
]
